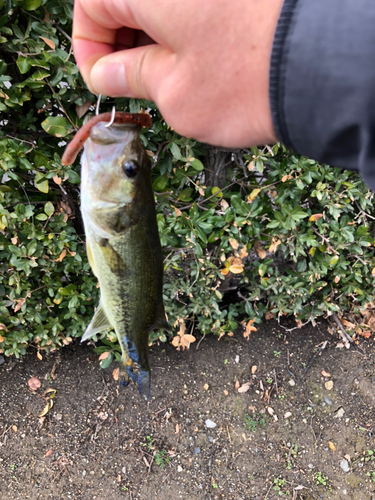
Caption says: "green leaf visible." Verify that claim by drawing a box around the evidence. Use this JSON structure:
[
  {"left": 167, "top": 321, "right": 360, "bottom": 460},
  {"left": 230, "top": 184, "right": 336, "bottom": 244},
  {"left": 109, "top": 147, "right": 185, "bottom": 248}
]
[
  {"left": 67, "top": 170, "right": 80, "bottom": 184},
  {"left": 16, "top": 56, "right": 32, "bottom": 74},
  {"left": 152, "top": 175, "right": 168, "bottom": 192},
  {"left": 35, "top": 213, "right": 48, "bottom": 221},
  {"left": 34, "top": 171, "right": 49, "bottom": 193},
  {"left": 100, "top": 351, "right": 114, "bottom": 369},
  {"left": 41, "top": 116, "right": 72, "bottom": 137},
  {"left": 23, "top": 0, "right": 42, "bottom": 10},
  {"left": 44, "top": 202, "right": 54, "bottom": 217},
  {"left": 170, "top": 142, "right": 181, "bottom": 160},
  {"left": 190, "top": 158, "right": 204, "bottom": 171}
]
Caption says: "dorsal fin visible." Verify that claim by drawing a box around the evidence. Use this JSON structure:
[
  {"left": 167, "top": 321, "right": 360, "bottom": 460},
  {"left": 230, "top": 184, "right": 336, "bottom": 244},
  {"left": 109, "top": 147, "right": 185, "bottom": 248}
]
[{"left": 81, "top": 301, "right": 112, "bottom": 341}]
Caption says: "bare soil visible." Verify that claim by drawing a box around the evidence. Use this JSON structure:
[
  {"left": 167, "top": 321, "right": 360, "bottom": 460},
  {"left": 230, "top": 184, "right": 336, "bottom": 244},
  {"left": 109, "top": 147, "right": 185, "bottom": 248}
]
[{"left": 1, "top": 319, "right": 375, "bottom": 500}]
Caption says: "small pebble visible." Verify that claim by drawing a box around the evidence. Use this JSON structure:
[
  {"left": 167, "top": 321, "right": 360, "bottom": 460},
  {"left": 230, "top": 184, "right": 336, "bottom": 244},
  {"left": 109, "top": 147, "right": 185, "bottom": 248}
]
[
  {"left": 325, "top": 380, "right": 334, "bottom": 391},
  {"left": 194, "top": 448, "right": 200, "bottom": 454},
  {"left": 205, "top": 419, "right": 216, "bottom": 429},
  {"left": 324, "top": 397, "right": 332, "bottom": 406},
  {"left": 177, "top": 465, "right": 183, "bottom": 472},
  {"left": 207, "top": 436, "right": 213, "bottom": 443},
  {"left": 340, "top": 459, "right": 350, "bottom": 472},
  {"left": 284, "top": 412, "right": 292, "bottom": 419},
  {"left": 288, "top": 379, "right": 295, "bottom": 386},
  {"left": 0, "top": 355, "right": 5, "bottom": 365}
]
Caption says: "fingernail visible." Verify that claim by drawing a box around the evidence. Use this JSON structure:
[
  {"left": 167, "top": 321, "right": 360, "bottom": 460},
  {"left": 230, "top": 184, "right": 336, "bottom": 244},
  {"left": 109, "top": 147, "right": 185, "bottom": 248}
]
[{"left": 91, "top": 62, "right": 128, "bottom": 97}]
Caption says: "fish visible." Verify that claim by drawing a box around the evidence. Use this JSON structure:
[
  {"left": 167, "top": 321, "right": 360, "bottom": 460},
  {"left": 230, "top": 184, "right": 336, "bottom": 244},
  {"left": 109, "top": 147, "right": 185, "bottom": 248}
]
[{"left": 62, "top": 112, "right": 168, "bottom": 399}]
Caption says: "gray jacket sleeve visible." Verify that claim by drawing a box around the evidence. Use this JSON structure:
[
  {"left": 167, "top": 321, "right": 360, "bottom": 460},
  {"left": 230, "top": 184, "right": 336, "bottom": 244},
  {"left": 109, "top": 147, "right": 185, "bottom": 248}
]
[{"left": 270, "top": 0, "right": 375, "bottom": 191}]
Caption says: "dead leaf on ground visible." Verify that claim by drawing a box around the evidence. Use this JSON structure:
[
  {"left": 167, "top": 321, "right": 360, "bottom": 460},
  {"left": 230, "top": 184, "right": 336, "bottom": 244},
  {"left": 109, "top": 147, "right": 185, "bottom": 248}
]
[
  {"left": 265, "top": 311, "right": 274, "bottom": 320},
  {"left": 0, "top": 323, "right": 8, "bottom": 332},
  {"left": 28, "top": 377, "right": 41, "bottom": 391},
  {"left": 172, "top": 317, "right": 196, "bottom": 350},
  {"left": 112, "top": 367, "right": 120, "bottom": 381},
  {"left": 45, "top": 449, "right": 53, "bottom": 457},
  {"left": 43, "top": 388, "right": 57, "bottom": 398},
  {"left": 234, "top": 380, "right": 240, "bottom": 390},
  {"left": 38, "top": 400, "right": 53, "bottom": 418},
  {"left": 328, "top": 441, "right": 336, "bottom": 451},
  {"left": 99, "top": 351, "right": 110, "bottom": 361},
  {"left": 238, "top": 382, "right": 251, "bottom": 393},
  {"left": 321, "top": 370, "right": 331, "bottom": 378},
  {"left": 251, "top": 365, "right": 257, "bottom": 374},
  {"left": 37, "top": 351, "right": 43, "bottom": 361},
  {"left": 12, "top": 425, "right": 17, "bottom": 433},
  {"left": 244, "top": 319, "right": 257, "bottom": 339}
]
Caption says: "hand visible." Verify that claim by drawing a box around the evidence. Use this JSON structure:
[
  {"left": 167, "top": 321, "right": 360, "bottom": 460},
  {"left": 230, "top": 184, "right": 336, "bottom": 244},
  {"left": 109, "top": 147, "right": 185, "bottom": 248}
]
[{"left": 73, "top": 0, "right": 283, "bottom": 148}]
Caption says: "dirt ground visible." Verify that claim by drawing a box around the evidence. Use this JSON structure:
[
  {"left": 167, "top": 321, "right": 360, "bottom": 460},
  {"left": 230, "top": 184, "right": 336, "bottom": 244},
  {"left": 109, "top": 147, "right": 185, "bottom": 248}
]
[{"left": 1, "top": 319, "right": 375, "bottom": 500}]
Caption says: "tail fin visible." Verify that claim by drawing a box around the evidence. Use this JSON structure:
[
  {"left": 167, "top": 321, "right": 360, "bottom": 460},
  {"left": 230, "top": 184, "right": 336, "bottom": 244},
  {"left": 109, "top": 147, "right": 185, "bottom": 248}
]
[{"left": 120, "top": 336, "right": 150, "bottom": 400}]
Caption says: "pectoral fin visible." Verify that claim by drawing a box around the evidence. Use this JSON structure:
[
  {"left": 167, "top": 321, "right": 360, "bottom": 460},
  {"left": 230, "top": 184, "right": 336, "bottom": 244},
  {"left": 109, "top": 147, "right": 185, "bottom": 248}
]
[
  {"left": 86, "top": 240, "right": 97, "bottom": 277},
  {"left": 81, "top": 302, "right": 112, "bottom": 341}
]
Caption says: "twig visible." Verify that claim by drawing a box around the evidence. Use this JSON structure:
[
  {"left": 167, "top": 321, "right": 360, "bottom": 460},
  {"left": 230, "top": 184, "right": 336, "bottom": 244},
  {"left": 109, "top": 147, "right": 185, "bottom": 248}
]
[
  {"left": 196, "top": 332, "right": 206, "bottom": 350},
  {"left": 300, "top": 340, "right": 328, "bottom": 384},
  {"left": 264, "top": 483, "right": 273, "bottom": 500},
  {"left": 332, "top": 313, "right": 353, "bottom": 343},
  {"left": 311, "top": 227, "right": 339, "bottom": 255},
  {"left": 274, "top": 369, "right": 278, "bottom": 395},
  {"left": 278, "top": 316, "right": 311, "bottom": 332}
]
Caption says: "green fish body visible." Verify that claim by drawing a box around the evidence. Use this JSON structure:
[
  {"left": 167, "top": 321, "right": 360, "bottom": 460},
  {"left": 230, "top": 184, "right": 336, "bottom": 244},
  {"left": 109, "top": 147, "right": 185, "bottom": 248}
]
[{"left": 80, "top": 120, "right": 166, "bottom": 399}]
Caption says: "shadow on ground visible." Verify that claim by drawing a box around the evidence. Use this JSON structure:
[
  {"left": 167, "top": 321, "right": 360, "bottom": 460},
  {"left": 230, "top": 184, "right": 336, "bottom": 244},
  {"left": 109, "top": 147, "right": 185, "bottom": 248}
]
[{"left": 1, "top": 319, "right": 375, "bottom": 500}]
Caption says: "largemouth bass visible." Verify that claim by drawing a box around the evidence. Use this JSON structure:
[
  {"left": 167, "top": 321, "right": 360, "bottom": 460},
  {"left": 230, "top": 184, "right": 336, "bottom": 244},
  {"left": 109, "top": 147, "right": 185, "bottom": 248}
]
[{"left": 62, "top": 112, "right": 167, "bottom": 399}]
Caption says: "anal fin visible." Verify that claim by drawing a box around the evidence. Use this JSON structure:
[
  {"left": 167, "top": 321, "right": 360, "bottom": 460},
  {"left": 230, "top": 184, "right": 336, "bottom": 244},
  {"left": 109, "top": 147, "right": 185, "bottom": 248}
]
[{"left": 81, "top": 301, "right": 112, "bottom": 341}]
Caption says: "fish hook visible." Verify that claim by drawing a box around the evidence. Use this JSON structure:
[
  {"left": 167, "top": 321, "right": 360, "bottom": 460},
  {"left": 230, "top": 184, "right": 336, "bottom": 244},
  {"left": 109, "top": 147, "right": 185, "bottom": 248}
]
[
  {"left": 95, "top": 94, "right": 101, "bottom": 116},
  {"left": 105, "top": 106, "right": 116, "bottom": 128}
]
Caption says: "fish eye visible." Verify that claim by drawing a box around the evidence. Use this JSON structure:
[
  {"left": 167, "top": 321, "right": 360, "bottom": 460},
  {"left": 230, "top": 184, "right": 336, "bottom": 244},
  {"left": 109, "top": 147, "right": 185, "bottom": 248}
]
[{"left": 122, "top": 160, "right": 140, "bottom": 178}]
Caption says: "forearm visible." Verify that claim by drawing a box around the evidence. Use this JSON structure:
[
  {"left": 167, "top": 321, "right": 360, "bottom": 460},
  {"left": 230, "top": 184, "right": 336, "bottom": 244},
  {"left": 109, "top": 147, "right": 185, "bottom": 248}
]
[{"left": 270, "top": 0, "right": 375, "bottom": 190}]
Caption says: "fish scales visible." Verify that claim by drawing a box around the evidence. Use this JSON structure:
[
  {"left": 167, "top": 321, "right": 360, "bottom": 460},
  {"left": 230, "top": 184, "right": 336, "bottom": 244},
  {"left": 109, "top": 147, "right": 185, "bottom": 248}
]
[{"left": 62, "top": 113, "right": 167, "bottom": 399}]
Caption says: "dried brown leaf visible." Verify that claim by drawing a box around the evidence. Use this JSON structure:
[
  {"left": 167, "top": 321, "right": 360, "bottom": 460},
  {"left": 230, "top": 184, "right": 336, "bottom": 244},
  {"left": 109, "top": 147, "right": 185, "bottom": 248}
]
[
  {"left": 75, "top": 100, "right": 93, "bottom": 118},
  {"left": 309, "top": 213, "right": 323, "bottom": 222},
  {"left": 251, "top": 365, "right": 258, "bottom": 374},
  {"left": 37, "top": 351, "right": 43, "bottom": 361},
  {"left": 253, "top": 241, "right": 266, "bottom": 259},
  {"left": 269, "top": 238, "right": 281, "bottom": 253},
  {"left": 234, "top": 380, "right": 240, "bottom": 390},
  {"left": 229, "top": 238, "right": 239, "bottom": 250},
  {"left": 56, "top": 249, "right": 67, "bottom": 262},
  {"left": 98, "top": 351, "right": 109, "bottom": 361},
  {"left": 53, "top": 175, "right": 62, "bottom": 185},
  {"left": 38, "top": 400, "right": 53, "bottom": 418},
  {"left": 328, "top": 441, "right": 336, "bottom": 451},
  {"left": 45, "top": 449, "right": 53, "bottom": 457},
  {"left": 39, "top": 36, "right": 55, "bottom": 50},
  {"left": 14, "top": 298, "right": 26, "bottom": 313},
  {"left": 112, "top": 367, "right": 120, "bottom": 381},
  {"left": 321, "top": 370, "right": 331, "bottom": 378},
  {"left": 171, "top": 205, "right": 182, "bottom": 217},
  {"left": 244, "top": 319, "right": 257, "bottom": 339},
  {"left": 238, "top": 383, "right": 251, "bottom": 393}
]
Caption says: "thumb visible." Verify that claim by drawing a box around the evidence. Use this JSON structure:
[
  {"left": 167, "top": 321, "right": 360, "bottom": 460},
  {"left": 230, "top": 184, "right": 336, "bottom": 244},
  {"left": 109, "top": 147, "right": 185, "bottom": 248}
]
[{"left": 88, "top": 44, "right": 175, "bottom": 101}]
